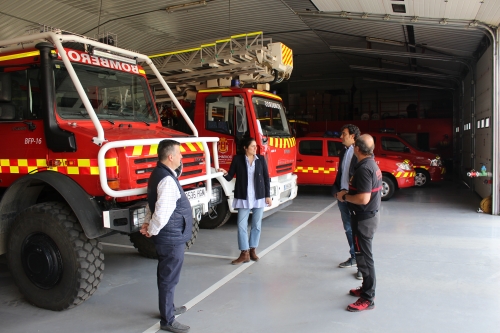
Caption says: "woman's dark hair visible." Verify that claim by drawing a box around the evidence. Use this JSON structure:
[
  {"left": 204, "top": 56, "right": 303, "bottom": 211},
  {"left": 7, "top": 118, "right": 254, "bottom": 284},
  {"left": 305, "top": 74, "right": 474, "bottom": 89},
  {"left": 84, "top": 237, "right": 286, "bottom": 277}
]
[{"left": 241, "top": 137, "right": 256, "bottom": 150}]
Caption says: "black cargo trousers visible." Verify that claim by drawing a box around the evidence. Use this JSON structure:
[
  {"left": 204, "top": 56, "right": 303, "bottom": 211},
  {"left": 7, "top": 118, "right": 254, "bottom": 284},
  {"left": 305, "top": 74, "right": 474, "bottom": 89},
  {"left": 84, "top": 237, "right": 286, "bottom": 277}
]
[{"left": 352, "top": 213, "right": 379, "bottom": 302}]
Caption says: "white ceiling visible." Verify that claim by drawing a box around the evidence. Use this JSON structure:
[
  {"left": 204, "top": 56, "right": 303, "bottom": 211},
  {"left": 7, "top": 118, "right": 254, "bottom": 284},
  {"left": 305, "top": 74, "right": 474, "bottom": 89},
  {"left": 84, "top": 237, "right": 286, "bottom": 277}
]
[
  {"left": 0, "top": 0, "right": 498, "bottom": 92},
  {"left": 312, "top": 0, "right": 499, "bottom": 26}
]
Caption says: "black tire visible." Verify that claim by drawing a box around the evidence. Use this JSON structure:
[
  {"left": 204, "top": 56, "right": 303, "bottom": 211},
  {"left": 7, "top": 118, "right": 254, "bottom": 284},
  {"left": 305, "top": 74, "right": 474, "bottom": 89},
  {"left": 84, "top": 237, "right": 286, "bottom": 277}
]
[
  {"left": 199, "top": 201, "right": 231, "bottom": 229},
  {"left": 6, "top": 202, "right": 104, "bottom": 311},
  {"left": 129, "top": 232, "right": 157, "bottom": 259},
  {"left": 381, "top": 176, "right": 395, "bottom": 201},
  {"left": 414, "top": 168, "right": 430, "bottom": 187},
  {"left": 130, "top": 218, "right": 200, "bottom": 259}
]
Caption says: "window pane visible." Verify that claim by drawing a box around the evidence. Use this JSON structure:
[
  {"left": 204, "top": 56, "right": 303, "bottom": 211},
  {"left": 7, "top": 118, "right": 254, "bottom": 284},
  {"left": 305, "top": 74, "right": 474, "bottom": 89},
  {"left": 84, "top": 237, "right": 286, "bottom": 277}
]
[
  {"left": 381, "top": 137, "right": 407, "bottom": 152},
  {"left": 299, "top": 140, "right": 322, "bottom": 156},
  {"left": 327, "top": 141, "right": 343, "bottom": 156},
  {"left": 205, "top": 95, "right": 235, "bottom": 135}
]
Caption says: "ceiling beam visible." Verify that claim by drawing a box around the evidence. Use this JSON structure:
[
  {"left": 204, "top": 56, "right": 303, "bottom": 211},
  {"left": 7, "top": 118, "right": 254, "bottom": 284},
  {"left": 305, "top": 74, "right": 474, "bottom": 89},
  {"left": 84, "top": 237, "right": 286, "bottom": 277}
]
[
  {"left": 362, "top": 78, "right": 454, "bottom": 90},
  {"left": 350, "top": 65, "right": 460, "bottom": 81}
]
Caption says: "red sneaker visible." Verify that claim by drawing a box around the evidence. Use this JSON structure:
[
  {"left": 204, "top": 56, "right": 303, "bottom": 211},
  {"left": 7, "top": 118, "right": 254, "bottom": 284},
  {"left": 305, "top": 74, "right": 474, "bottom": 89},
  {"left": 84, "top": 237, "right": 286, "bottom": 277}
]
[
  {"left": 349, "top": 287, "right": 362, "bottom": 297},
  {"left": 347, "top": 298, "right": 375, "bottom": 312}
]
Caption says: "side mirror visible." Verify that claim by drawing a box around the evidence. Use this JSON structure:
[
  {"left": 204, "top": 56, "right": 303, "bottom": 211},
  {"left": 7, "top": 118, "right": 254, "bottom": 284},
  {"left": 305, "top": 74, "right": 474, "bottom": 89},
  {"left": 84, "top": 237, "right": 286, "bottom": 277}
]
[
  {"left": 0, "top": 73, "right": 12, "bottom": 102},
  {"left": 404, "top": 147, "right": 411, "bottom": 153}
]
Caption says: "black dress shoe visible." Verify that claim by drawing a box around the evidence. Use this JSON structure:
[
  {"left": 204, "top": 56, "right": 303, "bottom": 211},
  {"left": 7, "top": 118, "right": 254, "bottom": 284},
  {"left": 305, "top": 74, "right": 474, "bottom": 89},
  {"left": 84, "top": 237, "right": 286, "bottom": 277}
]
[
  {"left": 160, "top": 320, "right": 190, "bottom": 333},
  {"left": 174, "top": 306, "right": 187, "bottom": 315}
]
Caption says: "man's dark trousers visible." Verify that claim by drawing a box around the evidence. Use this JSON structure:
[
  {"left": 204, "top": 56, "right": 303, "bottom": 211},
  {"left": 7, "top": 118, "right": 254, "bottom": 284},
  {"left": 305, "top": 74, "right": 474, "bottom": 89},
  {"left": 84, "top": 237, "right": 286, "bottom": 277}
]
[
  {"left": 156, "top": 243, "right": 185, "bottom": 327},
  {"left": 352, "top": 213, "right": 379, "bottom": 302}
]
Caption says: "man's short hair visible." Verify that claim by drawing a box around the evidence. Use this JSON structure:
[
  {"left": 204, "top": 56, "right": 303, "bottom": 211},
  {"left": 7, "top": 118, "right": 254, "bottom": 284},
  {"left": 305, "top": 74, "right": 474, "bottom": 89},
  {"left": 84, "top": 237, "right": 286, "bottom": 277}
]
[
  {"left": 158, "top": 139, "right": 180, "bottom": 161},
  {"left": 355, "top": 135, "right": 375, "bottom": 156},
  {"left": 340, "top": 124, "right": 361, "bottom": 140}
]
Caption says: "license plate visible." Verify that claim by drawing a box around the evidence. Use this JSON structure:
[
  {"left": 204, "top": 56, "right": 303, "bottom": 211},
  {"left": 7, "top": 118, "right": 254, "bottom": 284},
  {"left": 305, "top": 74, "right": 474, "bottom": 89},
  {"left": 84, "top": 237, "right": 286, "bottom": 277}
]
[
  {"left": 185, "top": 188, "right": 206, "bottom": 201},
  {"left": 284, "top": 183, "right": 292, "bottom": 191}
]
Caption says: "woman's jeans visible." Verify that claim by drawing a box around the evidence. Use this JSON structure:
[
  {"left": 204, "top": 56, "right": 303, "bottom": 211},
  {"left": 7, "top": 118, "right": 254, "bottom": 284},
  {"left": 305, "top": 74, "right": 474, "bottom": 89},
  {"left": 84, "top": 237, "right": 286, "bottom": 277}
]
[{"left": 237, "top": 207, "right": 264, "bottom": 250}]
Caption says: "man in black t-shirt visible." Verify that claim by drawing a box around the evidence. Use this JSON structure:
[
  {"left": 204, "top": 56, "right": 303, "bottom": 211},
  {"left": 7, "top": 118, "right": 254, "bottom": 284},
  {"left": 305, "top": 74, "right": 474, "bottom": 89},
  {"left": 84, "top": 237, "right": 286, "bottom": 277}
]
[{"left": 338, "top": 134, "right": 382, "bottom": 312}]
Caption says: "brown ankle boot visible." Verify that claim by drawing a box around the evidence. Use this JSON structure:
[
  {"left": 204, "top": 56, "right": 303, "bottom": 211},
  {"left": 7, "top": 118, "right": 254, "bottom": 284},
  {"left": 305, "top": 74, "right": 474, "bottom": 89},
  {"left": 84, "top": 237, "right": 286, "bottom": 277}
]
[
  {"left": 249, "top": 248, "right": 259, "bottom": 261},
  {"left": 231, "top": 250, "right": 250, "bottom": 265}
]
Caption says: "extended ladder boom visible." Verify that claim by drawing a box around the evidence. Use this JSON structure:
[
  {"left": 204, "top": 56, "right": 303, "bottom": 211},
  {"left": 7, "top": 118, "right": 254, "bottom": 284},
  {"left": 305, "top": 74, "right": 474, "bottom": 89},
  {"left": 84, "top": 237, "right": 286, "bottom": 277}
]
[{"left": 147, "top": 31, "right": 293, "bottom": 95}]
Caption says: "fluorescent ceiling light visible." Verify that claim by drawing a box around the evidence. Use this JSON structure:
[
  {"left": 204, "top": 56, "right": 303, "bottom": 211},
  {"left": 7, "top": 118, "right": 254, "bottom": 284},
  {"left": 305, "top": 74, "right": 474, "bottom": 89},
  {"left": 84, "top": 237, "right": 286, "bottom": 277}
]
[
  {"left": 93, "top": 50, "right": 137, "bottom": 64},
  {"left": 166, "top": 1, "right": 206, "bottom": 13},
  {"left": 366, "top": 37, "right": 405, "bottom": 46}
]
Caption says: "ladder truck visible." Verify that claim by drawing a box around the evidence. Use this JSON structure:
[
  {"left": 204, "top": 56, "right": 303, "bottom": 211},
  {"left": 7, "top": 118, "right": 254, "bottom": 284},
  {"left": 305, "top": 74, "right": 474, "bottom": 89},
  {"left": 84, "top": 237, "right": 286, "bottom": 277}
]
[
  {"left": 146, "top": 32, "right": 298, "bottom": 229},
  {"left": 0, "top": 27, "right": 222, "bottom": 310}
]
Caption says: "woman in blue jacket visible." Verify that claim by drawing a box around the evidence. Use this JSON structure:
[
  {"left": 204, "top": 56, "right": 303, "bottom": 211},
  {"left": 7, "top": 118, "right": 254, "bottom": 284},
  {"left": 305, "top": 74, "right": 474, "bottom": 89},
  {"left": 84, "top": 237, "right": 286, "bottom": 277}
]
[{"left": 218, "top": 137, "right": 272, "bottom": 264}]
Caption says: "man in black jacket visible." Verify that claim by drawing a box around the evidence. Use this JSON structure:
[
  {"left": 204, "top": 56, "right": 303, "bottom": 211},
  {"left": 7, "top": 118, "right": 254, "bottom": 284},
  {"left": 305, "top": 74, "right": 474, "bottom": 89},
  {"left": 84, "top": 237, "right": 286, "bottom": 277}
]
[{"left": 332, "top": 124, "right": 361, "bottom": 279}]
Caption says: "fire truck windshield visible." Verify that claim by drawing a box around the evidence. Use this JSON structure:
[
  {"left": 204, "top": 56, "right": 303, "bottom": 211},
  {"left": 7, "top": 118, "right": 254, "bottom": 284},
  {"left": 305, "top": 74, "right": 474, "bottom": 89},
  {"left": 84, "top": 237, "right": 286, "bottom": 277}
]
[
  {"left": 252, "top": 96, "right": 291, "bottom": 137},
  {"left": 54, "top": 62, "right": 157, "bottom": 122}
]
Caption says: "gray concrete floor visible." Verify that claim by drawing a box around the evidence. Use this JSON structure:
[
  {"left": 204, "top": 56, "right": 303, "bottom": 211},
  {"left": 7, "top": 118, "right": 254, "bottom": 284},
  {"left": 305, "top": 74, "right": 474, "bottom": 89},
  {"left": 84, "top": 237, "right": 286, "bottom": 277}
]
[{"left": 1, "top": 180, "right": 500, "bottom": 333}]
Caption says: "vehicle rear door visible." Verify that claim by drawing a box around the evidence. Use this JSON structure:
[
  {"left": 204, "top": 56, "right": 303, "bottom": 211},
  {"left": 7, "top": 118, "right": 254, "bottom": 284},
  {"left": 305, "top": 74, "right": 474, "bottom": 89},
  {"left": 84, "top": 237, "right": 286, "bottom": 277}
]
[{"left": 296, "top": 139, "right": 325, "bottom": 184}]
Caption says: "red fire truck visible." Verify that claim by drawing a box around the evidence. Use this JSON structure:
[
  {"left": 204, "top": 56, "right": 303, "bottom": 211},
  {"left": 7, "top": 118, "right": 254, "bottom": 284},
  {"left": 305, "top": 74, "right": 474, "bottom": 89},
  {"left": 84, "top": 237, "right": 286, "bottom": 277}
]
[
  {"left": 295, "top": 135, "right": 415, "bottom": 200},
  {"left": 0, "top": 29, "right": 222, "bottom": 310},
  {"left": 148, "top": 32, "right": 298, "bottom": 229}
]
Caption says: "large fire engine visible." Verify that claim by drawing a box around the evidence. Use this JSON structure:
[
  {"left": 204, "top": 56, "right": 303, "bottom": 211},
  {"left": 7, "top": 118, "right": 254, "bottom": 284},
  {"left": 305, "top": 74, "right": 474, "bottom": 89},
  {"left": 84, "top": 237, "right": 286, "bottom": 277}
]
[
  {"left": 147, "top": 32, "right": 298, "bottom": 229},
  {"left": 0, "top": 28, "right": 222, "bottom": 310}
]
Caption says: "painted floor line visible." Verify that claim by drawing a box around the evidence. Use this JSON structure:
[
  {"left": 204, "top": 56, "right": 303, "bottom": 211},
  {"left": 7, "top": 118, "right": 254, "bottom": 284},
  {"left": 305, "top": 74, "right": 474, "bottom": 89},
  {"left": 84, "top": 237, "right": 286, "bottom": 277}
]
[
  {"left": 280, "top": 210, "right": 321, "bottom": 213},
  {"left": 185, "top": 252, "right": 235, "bottom": 260},
  {"left": 101, "top": 242, "right": 135, "bottom": 249},
  {"left": 101, "top": 243, "right": 234, "bottom": 260},
  {"left": 142, "top": 201, "right": 337, "bottom": 333}
]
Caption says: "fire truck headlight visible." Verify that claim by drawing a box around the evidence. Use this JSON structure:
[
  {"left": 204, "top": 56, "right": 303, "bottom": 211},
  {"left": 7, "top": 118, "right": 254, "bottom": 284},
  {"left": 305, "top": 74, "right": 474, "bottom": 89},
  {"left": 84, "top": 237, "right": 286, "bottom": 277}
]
[
  {"left": 270, "top": 186, "right": 277, "bottom": 196},
  {"left": 430, "top": 157, "right": 442, "bottom": 166},
  {"left": 396, "top": 162, "right": 412, "bottom": 171},
  {"left": 132, "top": 207, "right": 146, "bottom": 227},
  {"left": 211, "top": 186, "right": 221, "bottom": 204}
]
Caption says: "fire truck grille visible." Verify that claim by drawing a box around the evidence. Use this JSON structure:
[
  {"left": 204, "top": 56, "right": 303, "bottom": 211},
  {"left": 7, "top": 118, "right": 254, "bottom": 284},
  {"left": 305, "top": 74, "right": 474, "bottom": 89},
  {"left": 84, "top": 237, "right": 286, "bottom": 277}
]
[
  {"left": 276, "top": 163, "right": 293, "bottom": 174},
  {"left": 129, "top": 150, "right": 205, "bottom": 188}
]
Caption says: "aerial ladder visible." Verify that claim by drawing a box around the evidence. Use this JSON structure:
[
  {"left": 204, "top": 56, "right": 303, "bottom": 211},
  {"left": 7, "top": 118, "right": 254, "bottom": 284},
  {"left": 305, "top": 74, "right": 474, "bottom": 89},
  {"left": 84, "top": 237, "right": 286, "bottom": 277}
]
[{"left": 145, "top": 31, "right": 293, "bottom": 103}]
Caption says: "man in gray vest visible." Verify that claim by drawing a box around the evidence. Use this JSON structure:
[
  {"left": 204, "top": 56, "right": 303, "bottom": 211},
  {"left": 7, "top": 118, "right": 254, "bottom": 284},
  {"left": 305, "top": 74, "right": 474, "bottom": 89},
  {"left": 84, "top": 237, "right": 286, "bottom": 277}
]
[{"left": 140, "top": 139, "right": 192, "bottom": 333}]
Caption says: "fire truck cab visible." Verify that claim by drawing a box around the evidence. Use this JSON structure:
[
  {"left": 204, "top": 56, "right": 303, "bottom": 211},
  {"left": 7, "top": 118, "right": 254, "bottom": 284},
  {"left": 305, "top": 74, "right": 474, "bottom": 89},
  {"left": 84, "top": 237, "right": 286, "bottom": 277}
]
[
  {"left": 295, "top": 134, "right": 415, "bottom": 200},
  {"left": 148, "top": 32, "right": 298, "bottom": 229}
]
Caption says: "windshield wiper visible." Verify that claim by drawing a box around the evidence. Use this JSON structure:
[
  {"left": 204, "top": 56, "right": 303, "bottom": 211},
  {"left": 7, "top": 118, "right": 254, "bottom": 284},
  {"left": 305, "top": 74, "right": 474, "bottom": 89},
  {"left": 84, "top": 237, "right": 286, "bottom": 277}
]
[{"left": 105, "top": 119, "right": 115, "bottom": 125}]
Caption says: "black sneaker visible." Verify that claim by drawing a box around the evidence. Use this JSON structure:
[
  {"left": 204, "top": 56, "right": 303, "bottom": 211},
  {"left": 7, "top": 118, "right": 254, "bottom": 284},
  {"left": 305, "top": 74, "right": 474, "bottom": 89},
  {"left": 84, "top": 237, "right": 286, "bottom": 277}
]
[
  {"left": 356, "top": 270, "right": 363, "bottom": 280},
  {"left": 160, "top": 320, "right": 190, "bottom": 333},
  {"left": 339, "top": 257, "right": 357, "bottom": 268}
]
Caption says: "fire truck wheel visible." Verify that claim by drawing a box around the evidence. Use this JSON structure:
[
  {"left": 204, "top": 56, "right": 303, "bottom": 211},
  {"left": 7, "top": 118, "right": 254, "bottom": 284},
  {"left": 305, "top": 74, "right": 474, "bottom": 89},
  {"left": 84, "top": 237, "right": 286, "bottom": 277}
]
[
  {"left": 199, "top": 202, "right": 231, "bottom": 229},
  {"left": 6, "top": 202, "right": 104, "bottom": 311},
  {"left": 381, "top": 176, "right": 395, "bottom": 201},
  {"left": 414, "top": 169, "right": 430, "bottom": 187},
  {"left": 129, "top": 232, "right": 157, "bottom": 259}
]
